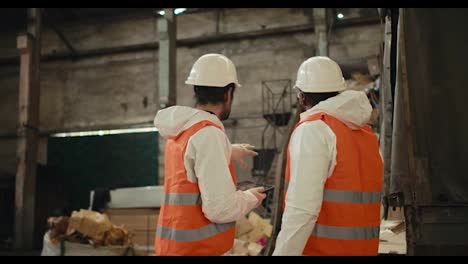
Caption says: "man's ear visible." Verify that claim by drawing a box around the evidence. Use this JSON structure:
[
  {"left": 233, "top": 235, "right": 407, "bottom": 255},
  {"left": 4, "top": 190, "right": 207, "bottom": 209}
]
[
  {"left": 298, "top": 92, "right": 306, "bottom": 106},
  {"left": 225, "top": 87, "right": 233, "bottom": 102}
]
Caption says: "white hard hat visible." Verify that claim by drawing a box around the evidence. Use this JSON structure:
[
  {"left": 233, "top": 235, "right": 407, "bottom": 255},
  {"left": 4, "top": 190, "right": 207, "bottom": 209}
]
[
  {"left": 295, "top": 56, "right": 346, "bottom": 93},
  {"left": 186, "top": 53, "right": 241, "bottom": 88}
]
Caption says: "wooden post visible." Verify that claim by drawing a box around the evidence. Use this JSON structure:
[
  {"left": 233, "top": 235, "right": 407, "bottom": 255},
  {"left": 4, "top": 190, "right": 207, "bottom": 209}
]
[{"left": 14, "top": 8, "right": 42, "bottom": 250}]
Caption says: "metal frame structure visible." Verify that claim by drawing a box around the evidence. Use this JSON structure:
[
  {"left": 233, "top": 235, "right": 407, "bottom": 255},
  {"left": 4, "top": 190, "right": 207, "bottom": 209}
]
[{"left": 261, "top": 79, "right": 293, "bottom": 151}]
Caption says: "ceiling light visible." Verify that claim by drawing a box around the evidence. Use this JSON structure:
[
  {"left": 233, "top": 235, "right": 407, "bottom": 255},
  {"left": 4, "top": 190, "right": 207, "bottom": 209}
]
[
  {"left": 157, "top": 8, "right": 187, "bottom": 16},
  {"left": 174, "top": 8, "right": 187, "bottom": 15}
]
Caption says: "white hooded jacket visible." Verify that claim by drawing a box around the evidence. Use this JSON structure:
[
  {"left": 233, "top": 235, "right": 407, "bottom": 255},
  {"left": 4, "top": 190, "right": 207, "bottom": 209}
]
[
  {"left": 154, "top": 106, "right": 259, "bottom": 225},
  {"left": 273, "top": 90, "right": 374, "bottom": 256}
]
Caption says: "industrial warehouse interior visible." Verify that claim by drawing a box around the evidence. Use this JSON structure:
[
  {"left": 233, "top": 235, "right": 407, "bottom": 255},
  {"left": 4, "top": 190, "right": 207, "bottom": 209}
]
[{"left": 0, "top": 8, "right": 467, "bottom": 256}]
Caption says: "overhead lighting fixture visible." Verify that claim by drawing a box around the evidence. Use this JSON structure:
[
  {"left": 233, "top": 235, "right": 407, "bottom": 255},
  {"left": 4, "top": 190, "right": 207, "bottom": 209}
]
[
  {"left": 337, "top": 13, "right": 344, "bottom": 19},
  {"left": 157, "top": 8, "right": 187, "bottom": 16},
  {"left": 174, "top": 8, "right": 187, "bottom": 15},
  {"left": 51, "top": 127, "right": 158, "bottom": 138}
]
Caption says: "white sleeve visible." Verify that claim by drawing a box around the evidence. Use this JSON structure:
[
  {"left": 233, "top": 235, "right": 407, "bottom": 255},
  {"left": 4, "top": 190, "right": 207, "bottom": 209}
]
[
  {"left": 185, "top": 126, "right": 259, "bottom": 224},
  {"left": 273, "top": 120, "right": 336, "bottom": 256}
]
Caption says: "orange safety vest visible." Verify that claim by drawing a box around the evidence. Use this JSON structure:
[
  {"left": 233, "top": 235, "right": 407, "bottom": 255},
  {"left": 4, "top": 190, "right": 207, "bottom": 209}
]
[
  {"left": 284, "top": 112, "right": 383, "bottom": 256},
  {"left": 155, "top": 120, "right": 237, "bottom": 256}
]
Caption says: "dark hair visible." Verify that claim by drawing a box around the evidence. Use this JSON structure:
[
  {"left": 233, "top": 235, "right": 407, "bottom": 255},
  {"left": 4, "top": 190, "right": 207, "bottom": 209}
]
[
  {"left": 301, "top": 91, "right": 339, "bottom": 107},
  {"left": 194, "top": 83, "right": 235, "bottom": 105}
]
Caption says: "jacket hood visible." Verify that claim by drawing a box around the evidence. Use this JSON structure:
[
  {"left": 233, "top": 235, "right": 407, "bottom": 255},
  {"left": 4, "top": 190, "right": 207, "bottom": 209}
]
[
  {"left": 302, "top": 90, "right": 372, "bottom": 130},
  {"left": 154, "top": 106, "right": 224, "bottom": 138}
]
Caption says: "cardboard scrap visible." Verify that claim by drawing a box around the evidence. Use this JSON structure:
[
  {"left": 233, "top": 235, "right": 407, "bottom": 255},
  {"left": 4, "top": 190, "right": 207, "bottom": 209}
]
[
  {"left": 47, "top": 209, "right": 132, "bottom": 247},
  {"left": 232, "top": 212, "right": 273, "bottom": 256},
  {"left": 67, "top": 210, "right": 113, "bottom": 241}
]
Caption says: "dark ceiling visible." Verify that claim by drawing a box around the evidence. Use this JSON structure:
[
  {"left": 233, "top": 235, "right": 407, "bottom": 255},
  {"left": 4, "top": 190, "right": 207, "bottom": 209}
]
[
  {"left": 0, "top": 8, "right": 379, "bottom": 33},
  {"left": 0, "top": 8, "right": 27, "bottom": 32},
  {"left": 0, "top": 8, "right": 181, "bottom": 32}
]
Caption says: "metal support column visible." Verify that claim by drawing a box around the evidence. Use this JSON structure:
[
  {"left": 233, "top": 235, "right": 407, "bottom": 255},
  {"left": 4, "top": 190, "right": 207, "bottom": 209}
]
[
  {"left": 313, "top": 8, "right": 329, "bottom": 56},
  {"left": 158, "top": 8, "right": 177, "bottom": 109}
]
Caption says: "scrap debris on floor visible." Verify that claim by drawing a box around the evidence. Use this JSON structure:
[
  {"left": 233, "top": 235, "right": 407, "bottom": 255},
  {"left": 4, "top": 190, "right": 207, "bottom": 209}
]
[
  {"left": 378, "top": 207, "right": 406, "bottom": 255},
  {"left": 41, "top": 209, "right": 134, "bottom": 256},
  {"left": 230, "top": 212, "right": 273, "bottom": 256},
  {"left": 379, "top": 220, "right": 406, "bottom": 255},
  {"left": 39, "top": 208, "right": 406, "bottom": 256}
]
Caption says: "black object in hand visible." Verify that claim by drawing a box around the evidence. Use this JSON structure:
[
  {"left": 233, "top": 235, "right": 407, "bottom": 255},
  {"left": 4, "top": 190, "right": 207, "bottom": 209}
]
[{"left": 237, "top": 180, "right": 274, "bottom": 194}]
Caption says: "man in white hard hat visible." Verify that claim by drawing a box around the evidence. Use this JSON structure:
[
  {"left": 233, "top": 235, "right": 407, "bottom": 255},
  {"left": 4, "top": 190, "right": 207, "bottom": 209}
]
[
  {"left": 273, "top": 57, "right": 383, "bottom": 256},
  {"left": 153, "top": 54, "right": 266, "bottom": 256}
]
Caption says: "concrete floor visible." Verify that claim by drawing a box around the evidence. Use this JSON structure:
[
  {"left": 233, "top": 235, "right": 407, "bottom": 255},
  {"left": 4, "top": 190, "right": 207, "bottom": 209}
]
[{"left": 0, "top": 234, "right": 406, "bottom": 256}]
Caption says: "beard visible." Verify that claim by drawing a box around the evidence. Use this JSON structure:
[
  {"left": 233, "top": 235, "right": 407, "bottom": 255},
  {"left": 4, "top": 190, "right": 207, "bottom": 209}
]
[
  {"left": 220, "top": 110, "right": 231, "bottom": 121},
  {"left": 219, "top": 104, "right": 232, "bottom": 121}
]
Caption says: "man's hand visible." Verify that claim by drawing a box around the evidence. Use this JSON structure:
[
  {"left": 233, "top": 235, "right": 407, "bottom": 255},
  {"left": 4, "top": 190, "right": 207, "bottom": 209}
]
[
  {"left": 246, "top": 187, "right": 266, "bottom": 208},
  {"left": 231, "top": 144, "right": 258, "bottom": 170}
]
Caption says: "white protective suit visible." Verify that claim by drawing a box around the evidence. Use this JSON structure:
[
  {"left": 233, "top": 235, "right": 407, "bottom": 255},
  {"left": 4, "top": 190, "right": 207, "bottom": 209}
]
[
  {"left": 154, "top": 106, "right": 259, "bottom": 235},
  {"left": 273, "top": 90, "right": 374, "bottom": 256}
]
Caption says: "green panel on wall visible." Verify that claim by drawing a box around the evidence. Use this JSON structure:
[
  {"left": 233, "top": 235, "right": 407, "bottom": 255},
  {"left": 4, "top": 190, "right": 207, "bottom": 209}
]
[{"left": 47, "top": 132, "right": 158, "bottom": 210}]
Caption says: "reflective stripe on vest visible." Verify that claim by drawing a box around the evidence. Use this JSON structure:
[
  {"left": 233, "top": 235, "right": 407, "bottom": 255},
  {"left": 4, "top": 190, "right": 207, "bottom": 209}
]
[
  {"left": 158, "top": 191, "right": 235, "bottom": 242},
  {"left": 312, "top": 224, "right": 380, "bottom": 240},
  {"left": 164, "top": 192, "right": 202, "bottom": 205},
  {"left": 323, "top": 189, "right": 381, "bottom": 204},
  {"left": 157, "top": 222, "right": 235, "bottom": 242},
  {"left": 284, "top": 185, "right": 381, "bottom": 204}
]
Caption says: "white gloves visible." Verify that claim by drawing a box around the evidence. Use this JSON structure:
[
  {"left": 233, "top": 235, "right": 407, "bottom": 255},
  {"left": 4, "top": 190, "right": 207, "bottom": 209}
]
[{"left": 231, "top": 144, "right": 258, "bottom": 170}]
